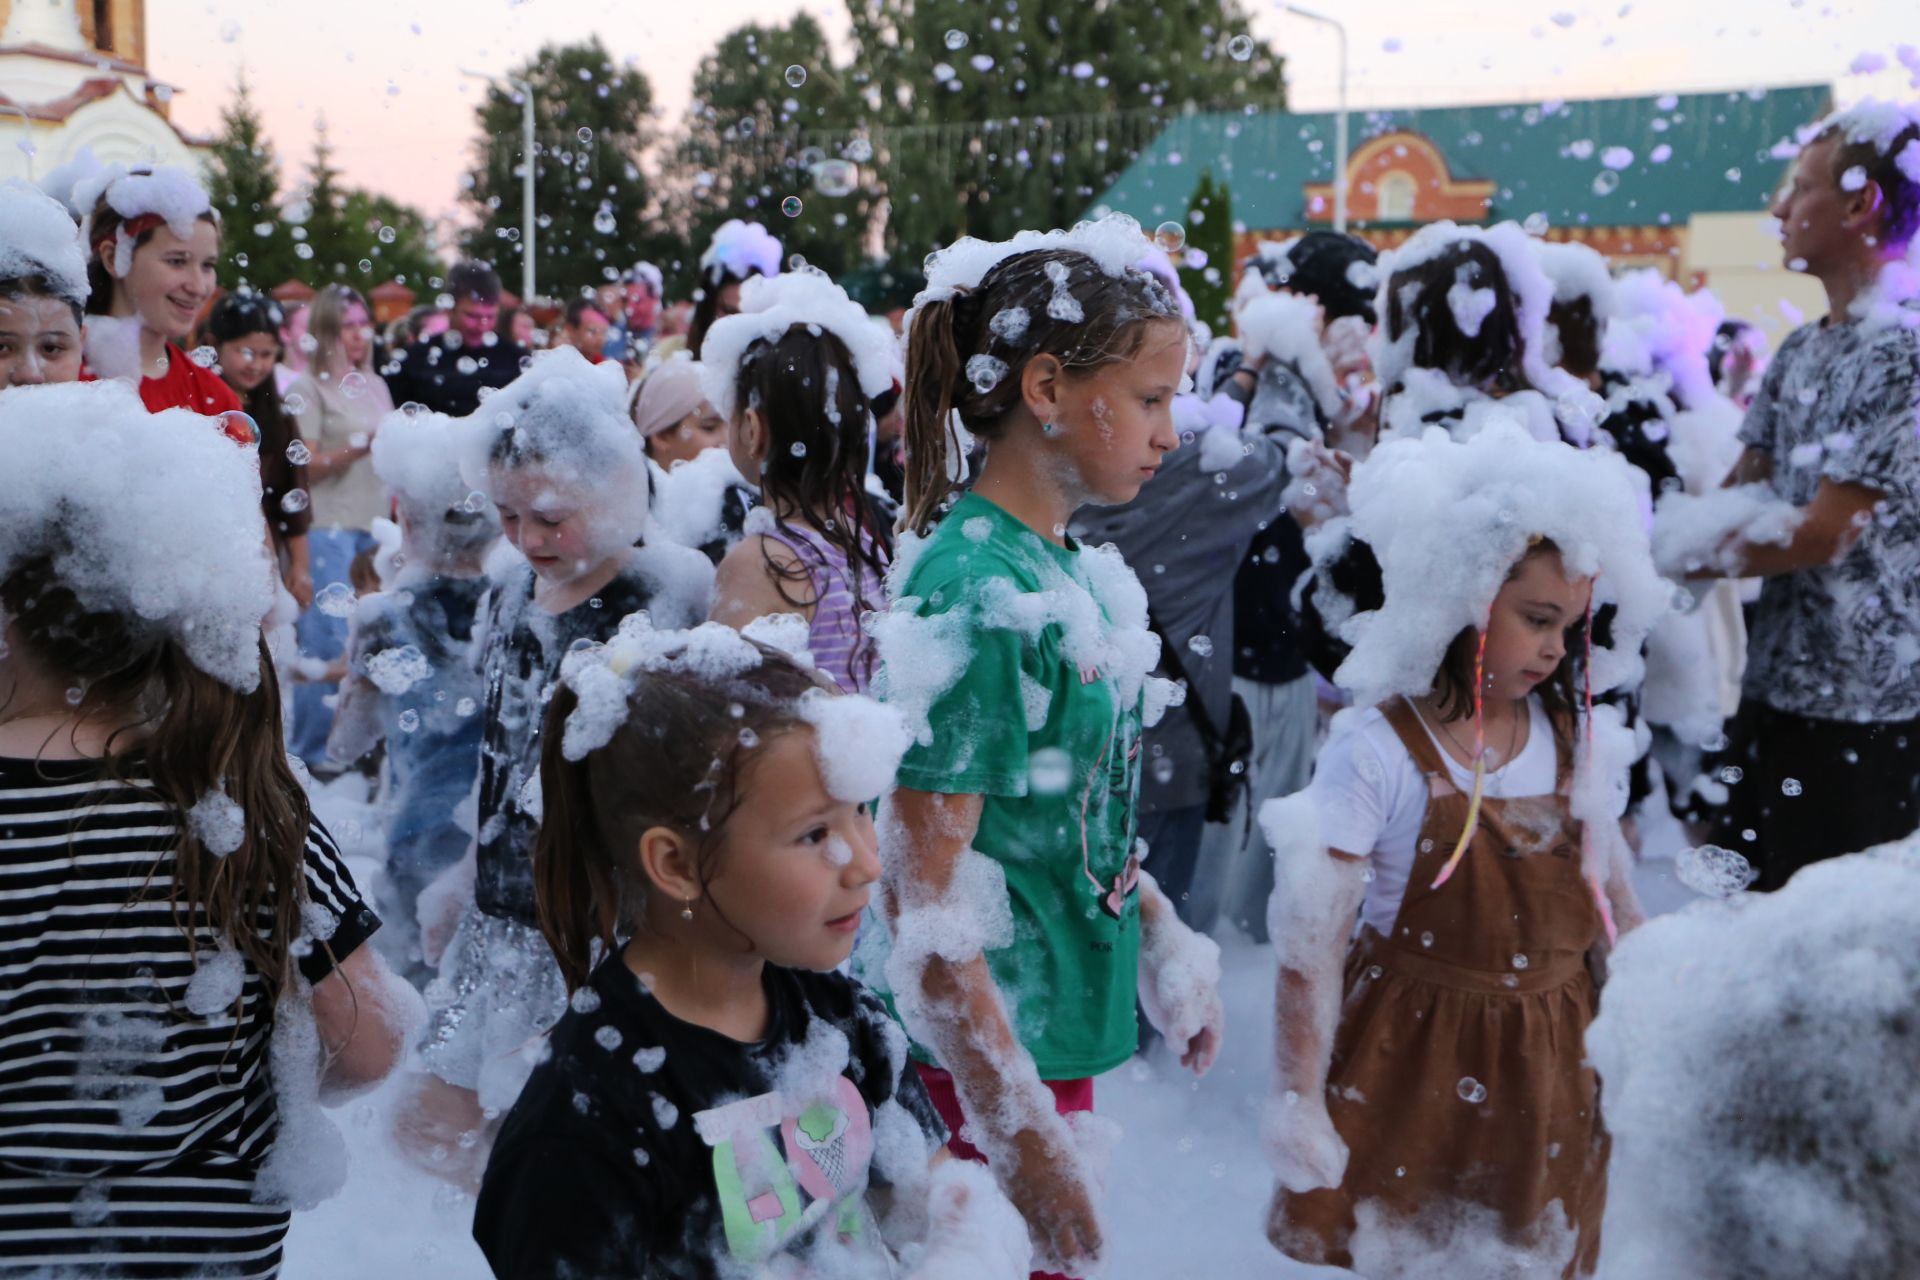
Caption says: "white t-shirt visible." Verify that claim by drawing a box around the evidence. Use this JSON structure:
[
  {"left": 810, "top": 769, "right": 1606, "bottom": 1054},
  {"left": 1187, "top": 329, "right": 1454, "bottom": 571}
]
[{"left": 1310, "top": 696, "right": 1558, "bottom": 935}]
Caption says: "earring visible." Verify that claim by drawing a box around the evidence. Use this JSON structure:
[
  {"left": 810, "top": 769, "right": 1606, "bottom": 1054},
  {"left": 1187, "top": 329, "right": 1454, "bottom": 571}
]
[{"left": 680, "top": 900, "right": 695, "bottom": 922}]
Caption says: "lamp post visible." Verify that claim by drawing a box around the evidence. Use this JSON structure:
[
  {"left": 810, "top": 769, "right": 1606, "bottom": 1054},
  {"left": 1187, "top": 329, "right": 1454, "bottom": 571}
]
[
  {"left": 1283, "top": 5, "right": 1349, "bottom": 234},
  {"left": 0, "top": 105, "right": 34, "bottom": 181},
  {"left": 460, "top": 68, "right": 537, "bottom": 302}
]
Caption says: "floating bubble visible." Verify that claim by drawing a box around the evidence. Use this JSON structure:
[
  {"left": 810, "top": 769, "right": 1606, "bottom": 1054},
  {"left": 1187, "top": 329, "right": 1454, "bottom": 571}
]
[
  {"left": 1227, "top": 34, "right": 1254, "bottom": 61},
  {"left": 1591, "top": 169, "right": 1620, "bottom": 196},
  {"left": 340, "top": 371, "right": 368, "bottom": 400},
  {"left": 1456, "top": 1077, "right": 1487, "bottom": 1105},
  {"left": 397, "top": 709, "right": 420, "bottom": 733},
  {"left": 1154, "top": 220, "right": 1188, "bottom": 251},
  {"left": 1512, "top": 953, "right": 1530, "bottom": 970},
  {"left": 593, "top": 207, "right": 617, "bottom": 235},
  {"left": 285, "top": 440, "right": 312, "bottom": 466},
  {"left": 315, "top": 582, "right": 357, "bottom": 618},
  {"left": 944, "top": 29, "right": 968, "bottom": 50},
  {"left": 576, "top": 126, "right": 593, "bottom": 144},
  {"left": 1187, "top": 634, "right": 1214, "bottom": 657},
  {"left": 378, "top": 225, "right": 398, "bottom": 244},
  {"left": 189, "top": 345, "right": 219, "bottom": 369},
  {"left": 790, "top": 441, "right": 807, "bottom": 457},
  {"left": 784, "top": 65, "right": 807, "bottom": 88},
  {"left": 279, "top": 488, "right": 310, "bottom": 514},
  {"left": 1675, "top": 844, "right": 1758, "bottom": 897},
  {"left": 1781, "top": 777, "right": 1803, "bottom": 797},
  {"left": 781, "top": 196, "right": 803, "bottom": 218}
]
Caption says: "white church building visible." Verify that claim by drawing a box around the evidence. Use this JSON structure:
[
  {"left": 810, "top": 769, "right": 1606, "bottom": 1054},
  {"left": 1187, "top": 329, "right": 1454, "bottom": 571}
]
[{"left": 0, "top": 0, "right": 204, "bottom": 187}]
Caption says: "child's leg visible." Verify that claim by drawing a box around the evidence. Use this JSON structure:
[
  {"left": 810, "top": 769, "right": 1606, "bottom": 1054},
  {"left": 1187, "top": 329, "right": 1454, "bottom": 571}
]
[
  {"left": 391, "top": 1069, "right": 493, "bottom": 1193},
  {"left": 914, "top": 1064, "right": 1094, "bottom": 1280}
]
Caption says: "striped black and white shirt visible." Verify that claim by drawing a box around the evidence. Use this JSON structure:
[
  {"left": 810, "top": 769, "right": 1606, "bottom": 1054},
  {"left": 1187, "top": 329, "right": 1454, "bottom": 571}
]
[{"left": 0, "top": 754, "right": 378, "bottom": 1278}]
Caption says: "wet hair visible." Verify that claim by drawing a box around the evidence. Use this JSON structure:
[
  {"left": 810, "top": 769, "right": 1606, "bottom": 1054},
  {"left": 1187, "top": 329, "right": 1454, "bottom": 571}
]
[
  {"left": 1, "top": 557, "right": 317, "bottom": 1000},
  {"left": 1429, "top": 538, "right": 1584, "bottom": 733},
  {"left": 83, "top": 176, "right": 220, "bottom": 317},
  {"left": 731, "top": 325, "right": 894, "bottom": 683},
  {"left": 1547, "top": 295, "right": 1603, "bottom": 381},
  {"left": 446, "top": 260, "right": 501, "bottom": 305},
  {"left": 533, "top": 641, "right": 835, "bottom": 991},
  {"left": 1812, "top": 116, "right": 1920, "bottom": 251},
  {"left": 564, "top": 297, "right": 607, "bottom": 330},
  {"left": 901, "top": 247, "right": 1186, "bottom": 534},
  {"left": 687, "top": 266, "right": 762, "bottom": 360},
  {"left": 0, "top": 272, "right": 83, "bottom": 328},
  {"left": 1268, "top": 230, "right": 1379, "bottom": 324},
  {"left": 1382, "top": 239, "right": 1532, "bottom": 398}
]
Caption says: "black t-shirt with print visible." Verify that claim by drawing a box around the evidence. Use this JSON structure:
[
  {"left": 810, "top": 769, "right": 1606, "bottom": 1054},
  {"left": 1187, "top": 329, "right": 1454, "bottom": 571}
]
[{"left": 474, "top": 956, "right": 947, "bottom": 1280}]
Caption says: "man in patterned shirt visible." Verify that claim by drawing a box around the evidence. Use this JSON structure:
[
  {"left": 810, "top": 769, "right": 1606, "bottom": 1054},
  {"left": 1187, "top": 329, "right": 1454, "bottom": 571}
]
[{"left": 1696, "top": 100, "right": 1920, "bottom": 891}]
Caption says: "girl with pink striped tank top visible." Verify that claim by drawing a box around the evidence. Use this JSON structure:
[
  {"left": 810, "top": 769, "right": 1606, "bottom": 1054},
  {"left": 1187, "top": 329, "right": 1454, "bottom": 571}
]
[{"left": 701, "top": 273, "right": 899, "bottom": 691}]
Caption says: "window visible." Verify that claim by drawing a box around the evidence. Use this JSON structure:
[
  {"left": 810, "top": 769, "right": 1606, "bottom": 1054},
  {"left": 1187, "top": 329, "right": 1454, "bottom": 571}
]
[
  {"left": 91, "top": 0, "right": 113, "bottom": 53},
  {"left": 1377, "top": 170, "right": 1418, "bottom": 221}
]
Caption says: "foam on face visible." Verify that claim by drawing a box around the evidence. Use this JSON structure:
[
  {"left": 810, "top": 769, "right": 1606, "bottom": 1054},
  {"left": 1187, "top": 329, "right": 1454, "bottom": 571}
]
[{"left": 0, "top": 380, "right": 275, "bottom": 689}]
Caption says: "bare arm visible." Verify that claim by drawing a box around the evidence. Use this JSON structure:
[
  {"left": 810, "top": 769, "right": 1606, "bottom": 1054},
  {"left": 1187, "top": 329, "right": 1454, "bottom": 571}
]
[
  {"left": 1721, "top": 445, "right": 1773, "bottom": 488},
  {"left": 709, "top": 533, "right": 817, "bottom": 629},
  {"left": 882, "top": 787, "right": 1103, "bottom": 1274},
  {"left": 1703, "top": 475, "right": 1883, "bottom": 579},
  {"left": 311, "top": 942, "right": 421, "bottom": 1102}
]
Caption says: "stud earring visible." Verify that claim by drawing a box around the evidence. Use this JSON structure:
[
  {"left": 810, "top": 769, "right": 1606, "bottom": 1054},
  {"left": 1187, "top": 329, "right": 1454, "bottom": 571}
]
[{"left": 680, "top": 900, "right": 695, "bottom": 922}]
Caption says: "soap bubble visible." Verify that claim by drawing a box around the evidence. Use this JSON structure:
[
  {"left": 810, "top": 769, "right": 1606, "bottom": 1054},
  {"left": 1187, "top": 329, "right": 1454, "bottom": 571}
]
[
  {"left": 1154, "top": 220, "right": 1188, "bottom": 251},
  {"left": 1456, "top": 1077, "right": 1487, "bottom": 1105},
  {"left": 576, "top": 126, "right": 593, "bottom": 143},
  {"left": 1591, "top": 169, "right": 1621, "bottom": 196},
  {"left": 592, "top": 207, "right": 617, "bottom": 235},
  {"left": 1227, "top": 34, "right": 1254, "bottom": 61},
  {"left": 285, "top": 440, "right": 312, "bottom": 466},
  {"left": 1675, "top": 844, "right": 1758, "bottom": 898},
  {"left": 315, "top": 583, "right": 357, "bottom": 618},
  {"left": 781, "top": 196, "right": 803, "bottom": 218},
  {"left": 784, "top": 65, "right": 807, "bottom": 88},
  {"left": 944, "top": 29, "right": 968, "bottom": 50},
  {"left": 378, "top": 225, "right": 397, "bottom": 244}
]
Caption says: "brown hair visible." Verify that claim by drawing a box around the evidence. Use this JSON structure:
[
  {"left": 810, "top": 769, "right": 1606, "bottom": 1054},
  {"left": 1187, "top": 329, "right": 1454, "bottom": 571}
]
[
  {"left": 533, "top": 641, "right": 835, "bottom": 992},
  {"left": 1813, "top": 116, "right": 1920, "bottom": 251},
  {"left": 83, "top": 177, "right": 220, "bottom": 317},
  {"left": 1, "top": 558, "right": 315, "bottom": 1003},
  {"left": 901, "top": 246, "right": 1186, "bottom": 534},
  {"left": 1547, "top": 294, "right": 1603, "bottom": 381},
  {"left": 731, "top": 324, "right": 893, "bottom": 684},
  {"left": 1428, "top": 539, "right": 1584, "bottom": 736},
  {"left": 1381, "top": 238, "right": 1533, "bottom": 405}
]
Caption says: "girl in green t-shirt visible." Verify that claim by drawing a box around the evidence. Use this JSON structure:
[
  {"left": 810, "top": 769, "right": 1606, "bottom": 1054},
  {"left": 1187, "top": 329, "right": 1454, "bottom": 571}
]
[{"left": 868, "top": 218, "right": 1227, "bottom": 1278}]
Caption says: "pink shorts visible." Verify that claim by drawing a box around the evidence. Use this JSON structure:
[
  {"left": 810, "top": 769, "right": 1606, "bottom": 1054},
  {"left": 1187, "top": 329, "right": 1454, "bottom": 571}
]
[{"left": 913, "top": 1062, "right": 1095, "bottom": 1280}]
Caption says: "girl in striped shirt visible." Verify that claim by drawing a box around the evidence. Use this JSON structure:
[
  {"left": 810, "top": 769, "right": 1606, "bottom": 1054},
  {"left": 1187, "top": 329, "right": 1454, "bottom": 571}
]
[{"left": 702, "top": 272, "right": 901, "bottom": 692}]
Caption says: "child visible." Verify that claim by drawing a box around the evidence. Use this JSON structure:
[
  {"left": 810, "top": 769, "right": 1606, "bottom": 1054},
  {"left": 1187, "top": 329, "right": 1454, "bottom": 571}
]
[
  {"left": 327, "top": 406, "right": 501, "bottom": 987},
  {"left": 397, "top": 347, "right": 714, "bottom": 1187},
  {"left": 0, "top": 178, "right": 89, "bottom": 387},
  {"left": 686, "top": 219, "right": 782, "bottom": 359},
  {"left": 74, "top": 163, "right": 240, "bottom": 416},
  {"left": 703, "top": 270, "right": 899, "bottom": 692},
  {"left": 1373, "top": 221, "right": 1601, "bottom": 449},
  {"left": 631, "top": 353, "right": 753, "bottom": 565},
  {"left": 205, "top": 289, "right": 317, "bottom": 607},
  {"left": 1263, "top": 422, "right": 1668, "bottom": 1277},
  {"left": 0, "top": 379, "right": 417, "bottom": 1275},
  {"left": 865, "top": 216, "right": 1226, "bottom": 1279},
  {"left": 476, "top": 617, "right": 1033, "bottom": 1279}
]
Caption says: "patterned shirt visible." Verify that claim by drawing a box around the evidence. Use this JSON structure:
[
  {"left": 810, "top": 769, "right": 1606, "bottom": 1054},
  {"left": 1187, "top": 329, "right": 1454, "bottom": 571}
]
[{"left": 1737, "top": 302, "right": 1920, "bottom": 722}]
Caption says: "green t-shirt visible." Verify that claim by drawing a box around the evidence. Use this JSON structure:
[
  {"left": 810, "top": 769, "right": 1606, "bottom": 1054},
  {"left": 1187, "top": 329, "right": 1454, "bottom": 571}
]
[{"left": 870, "top": 492, "right": 1151, "bottom": 1080}]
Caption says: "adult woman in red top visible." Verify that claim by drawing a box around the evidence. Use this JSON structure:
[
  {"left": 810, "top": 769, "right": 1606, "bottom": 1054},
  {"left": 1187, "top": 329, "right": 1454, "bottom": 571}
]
[{"left": 75, "top": 164, "right": 237, "bottom": 417}]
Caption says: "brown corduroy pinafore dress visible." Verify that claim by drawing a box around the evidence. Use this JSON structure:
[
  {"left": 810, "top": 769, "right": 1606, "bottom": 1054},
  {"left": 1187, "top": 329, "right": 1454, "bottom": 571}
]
[{"left": 1271, "top": 699, "right": 1609, "bottom": 1278}]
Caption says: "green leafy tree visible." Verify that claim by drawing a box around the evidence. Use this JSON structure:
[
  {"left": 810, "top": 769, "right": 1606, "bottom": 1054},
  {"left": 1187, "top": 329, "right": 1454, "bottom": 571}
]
[
  {"left": 285, "top": 121, "right": 445, "bottom": 291},
  {"left": 1182, "top": 169, "right": 1233, "bottom": 334},
  {"left": 844, "top": 0, "right": 1284, "bottom": 270},
  {"left": 201, "top": 71, "right": 299, "bottom": 290},
  {"left": 659, "top": 13, "right": 874, "bottom": 295},
  {"left": 460, "top": 38, "right": 662, "bottom": 301}
]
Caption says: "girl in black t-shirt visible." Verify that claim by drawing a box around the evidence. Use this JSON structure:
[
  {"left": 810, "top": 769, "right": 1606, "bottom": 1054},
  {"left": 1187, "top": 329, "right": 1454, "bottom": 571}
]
[{"left": 475, "top": 625, "right": 1032, "bottom": 1280}]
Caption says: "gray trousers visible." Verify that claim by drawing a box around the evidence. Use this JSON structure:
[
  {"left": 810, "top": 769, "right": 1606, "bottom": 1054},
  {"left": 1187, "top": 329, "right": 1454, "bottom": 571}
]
[{"left": 1185, "top": 672, "right": 1319, "bottom": 941}]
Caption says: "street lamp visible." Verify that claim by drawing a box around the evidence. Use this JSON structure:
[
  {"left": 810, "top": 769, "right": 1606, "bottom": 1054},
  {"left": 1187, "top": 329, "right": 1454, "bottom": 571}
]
[
  {"left": 460, "top": 68, "right": 537, "bottom": 303},
  {"left": 1283, "top": 5, "right": 1349, "bottom": 234}
]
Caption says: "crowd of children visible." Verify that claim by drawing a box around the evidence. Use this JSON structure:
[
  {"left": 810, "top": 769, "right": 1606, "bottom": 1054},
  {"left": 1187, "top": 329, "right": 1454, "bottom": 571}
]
[{"left": 0, "top": 92, "right": 1915, "bottom": 1280}]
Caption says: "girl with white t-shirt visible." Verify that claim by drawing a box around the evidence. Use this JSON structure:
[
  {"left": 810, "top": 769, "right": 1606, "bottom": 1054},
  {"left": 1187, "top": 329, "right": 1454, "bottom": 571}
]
[{"left": 1258, "top": 423, "right": 1670, "bottom": 1279}]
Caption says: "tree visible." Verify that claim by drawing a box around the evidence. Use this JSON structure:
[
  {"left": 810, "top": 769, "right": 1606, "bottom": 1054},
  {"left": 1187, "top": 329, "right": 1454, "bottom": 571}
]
[
  {"left": 1182, "top": 169, "right": 1233, "bottom": 335},
  {"left": 287, "top": 120, "right": 446, "bottom": 291},
  {"left": 658, "top": 13, "right": 873, "bottom": 296},
  {"left": 844, "top": 0, "right": 1284, "bottom": 270},
  {"left": 460, "top": 38, "right": 662, "bottom": 301},
  {"left": 201, "top": 71, "right": 299, "bottom": 290}
]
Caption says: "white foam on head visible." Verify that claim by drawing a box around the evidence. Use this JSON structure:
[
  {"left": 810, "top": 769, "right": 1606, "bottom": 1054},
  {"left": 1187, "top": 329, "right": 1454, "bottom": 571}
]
[
  {"left": 456, "top": 346, "right": 648, "bottom": 554},
  {"left": 1602, "top": 268, "right": 1725, "bottom": 408},
  {"left": 1329, "top": 421, "right": 1670, "bottom": 708},
  {"left": 795, "top": 685, "right": 913, "bottom": 804},
  {"left": 0, "top": 380, "right": 274, "bottom": 689},
  {"left": 696, "top": 269, "right": 898, "bottom": 422},
  {"left": 1529, "top": 239, "right": 1616, "bottom": 317},
  {"left": 698, "top": 219, "right": 783, "bottom": 283},
  {"left": 915, "top": 212, "right": 1156, "bottom": 306},
  {"left": 72, "top": 164, "right": 213, "bottom": 277},
  {"left": 1233, "top": 288, "right": 1343, "bottom": 419},
  {"left": 648, "top": 446, "right": 750, "bottom": 551},
  {"left": 1590, "top": 836, "right": 1920, "bottom": 1279},
  {"left": 0, "top": 179, "right": 89, "bottom": 306}
]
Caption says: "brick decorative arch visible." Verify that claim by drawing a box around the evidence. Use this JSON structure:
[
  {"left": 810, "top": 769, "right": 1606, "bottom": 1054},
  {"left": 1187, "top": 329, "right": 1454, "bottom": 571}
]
[{"left": 1303, "top": 131, "right": 1496, "bottom": 225}]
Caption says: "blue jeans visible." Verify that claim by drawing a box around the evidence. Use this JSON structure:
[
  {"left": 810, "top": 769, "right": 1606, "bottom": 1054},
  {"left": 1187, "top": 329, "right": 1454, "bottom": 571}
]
[{"left": 290, "top": 527, "right": 374, "bottom": 766}]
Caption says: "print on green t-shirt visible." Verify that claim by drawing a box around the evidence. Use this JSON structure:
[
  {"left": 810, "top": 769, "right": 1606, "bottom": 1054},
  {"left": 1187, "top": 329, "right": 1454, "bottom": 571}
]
[{"left": 868, "top": 492, "right": 1149, "bottom": 1080}]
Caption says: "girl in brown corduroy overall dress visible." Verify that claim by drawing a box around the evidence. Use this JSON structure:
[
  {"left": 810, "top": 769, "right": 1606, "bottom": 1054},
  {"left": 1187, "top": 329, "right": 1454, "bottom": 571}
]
[{"left": 1265, "top": 541, "right": 1625, "bottom": 1279}]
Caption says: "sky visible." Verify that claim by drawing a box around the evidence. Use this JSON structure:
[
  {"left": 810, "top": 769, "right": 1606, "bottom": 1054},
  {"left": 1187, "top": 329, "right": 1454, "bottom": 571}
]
[{"left": 147, "top": 0, "right": 1917, "bottom": 229}]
